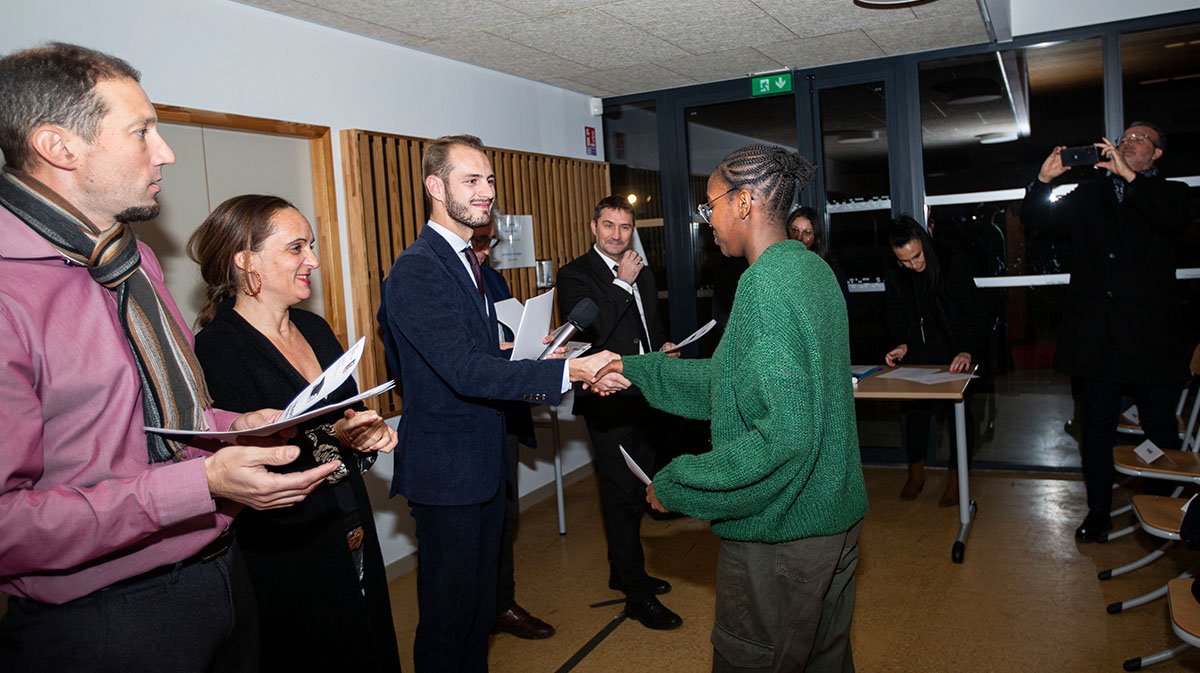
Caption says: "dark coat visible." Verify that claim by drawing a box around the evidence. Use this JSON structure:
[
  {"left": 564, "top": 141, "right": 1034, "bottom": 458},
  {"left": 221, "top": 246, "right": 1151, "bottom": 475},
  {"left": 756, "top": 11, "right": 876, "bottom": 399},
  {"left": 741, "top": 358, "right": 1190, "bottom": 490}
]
[
  {"left": 194, "top": 301, "right": 400, "bottom": 673},
  {"left": 885, "top": 241, "right": 991, "bottom": 367},
  {"left": 377, "top": 225, "right": 564, "bottom": 506},
  {"left": 556, "top": 247, "right": 668, "bottom": 417},
  {"left": 1021, "top": 174, "right": 1192, "bottom": 385}
]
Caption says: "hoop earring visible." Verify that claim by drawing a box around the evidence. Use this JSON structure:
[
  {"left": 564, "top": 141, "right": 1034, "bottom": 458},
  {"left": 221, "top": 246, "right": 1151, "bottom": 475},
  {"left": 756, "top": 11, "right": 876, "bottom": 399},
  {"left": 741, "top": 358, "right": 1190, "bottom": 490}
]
[{"left": 243, "top": 269, "right": 263, "bottom": 297}]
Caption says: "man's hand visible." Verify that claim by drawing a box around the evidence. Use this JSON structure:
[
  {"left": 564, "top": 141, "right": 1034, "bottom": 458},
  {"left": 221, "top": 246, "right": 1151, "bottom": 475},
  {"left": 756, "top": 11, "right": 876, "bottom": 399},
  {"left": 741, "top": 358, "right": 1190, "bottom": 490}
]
[
  {"left": 569, "top": 350, "right": 619, "bottom": 382},
  {"left": 1037, "top": 146, "right": 1070, "bottom": 184},
  {"left": 646, "top": 482, "right": 668, "bottom": 514},
  {"left": 334, "top": 408, "right": 397, "bottom": 454},
  {"left": 885, "top": 344, "right": 908, "bottom": 368},
  {"left": 949, "top": 352, "right": 973, "bottom": 374},
  {"left": 205, "top": 445, "right": 339, "bottom": 510},
  {"left": 660, "top": 341, "right": 681, "bottom": 359},
  {"left": 1096, "top": 137, "right": 1137, "bottom": 182},
  {"left": 615, "top": 250, "right": 644, "bottom": 284}
]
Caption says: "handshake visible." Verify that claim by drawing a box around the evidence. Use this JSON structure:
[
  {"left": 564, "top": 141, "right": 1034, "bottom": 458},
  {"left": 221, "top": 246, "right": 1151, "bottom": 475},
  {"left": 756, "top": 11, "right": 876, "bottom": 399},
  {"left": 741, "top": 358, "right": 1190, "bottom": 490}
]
[{"left": 566, "top": 351, "right": 630, "bottom": 395}]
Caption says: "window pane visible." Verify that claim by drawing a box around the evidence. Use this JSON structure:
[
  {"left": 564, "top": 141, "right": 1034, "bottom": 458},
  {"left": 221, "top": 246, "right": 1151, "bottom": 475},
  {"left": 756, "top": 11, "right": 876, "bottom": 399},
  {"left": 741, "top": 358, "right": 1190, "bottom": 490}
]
[
  {"left": 685, "top": 96, "right": 797, "bottom": 354},
  {"left": 1122, "top": 23, "right": 1200, "bottom": 180},
  {"left": 603, "top": 101, "right": 670, "bottom": 330}
]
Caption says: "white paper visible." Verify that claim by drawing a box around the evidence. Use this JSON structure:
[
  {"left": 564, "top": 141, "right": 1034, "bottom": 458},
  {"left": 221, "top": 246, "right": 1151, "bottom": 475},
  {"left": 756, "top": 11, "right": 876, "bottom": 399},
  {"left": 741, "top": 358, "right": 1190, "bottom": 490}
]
[
  {"left": 509, "top": 289, "right": 555, "bottom": 361},
  {"left": 494, "top": 298, "right": 525, "bottom": 335},
  {"left": 281, "top": 337, "right": 366, "bottom": 419},
  {"left": 1134, "top": 438, "right": 1166, "bottom": 465},
  {"left": 563, "top": 341, "right": 592, "bottom": 360},
  {"left": 874, "top": 367, "right": 977, "bottom": 385},
  {"left": 1123, "top": 405, "right": 1140, "bottom": 425},
  {"left": 619, "top": 444, "right": 652, "bottom": 485},
  {"left": 146, "top": 380, "right": 396, "bottom": 439},
  {"left": 663, "top": 319, "right": 717, "bottom": 354}
]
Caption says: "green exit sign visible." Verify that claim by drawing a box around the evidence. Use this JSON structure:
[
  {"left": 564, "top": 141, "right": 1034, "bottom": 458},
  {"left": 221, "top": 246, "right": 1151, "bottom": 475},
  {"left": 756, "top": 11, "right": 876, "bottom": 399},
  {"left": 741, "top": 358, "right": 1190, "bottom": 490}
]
[{"left": 751, "top": 72, "right": 793, "bottom": 97}]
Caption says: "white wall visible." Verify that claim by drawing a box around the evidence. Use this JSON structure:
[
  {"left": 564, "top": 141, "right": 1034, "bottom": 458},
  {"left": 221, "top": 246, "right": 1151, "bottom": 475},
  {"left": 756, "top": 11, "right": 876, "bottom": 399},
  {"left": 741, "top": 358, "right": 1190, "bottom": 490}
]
[
  {"left": 0, "top": 0, "right": 602, "bottom": 571},
  {"left": 1010, "top": 0, "right": 1200, "bottom": 36}
]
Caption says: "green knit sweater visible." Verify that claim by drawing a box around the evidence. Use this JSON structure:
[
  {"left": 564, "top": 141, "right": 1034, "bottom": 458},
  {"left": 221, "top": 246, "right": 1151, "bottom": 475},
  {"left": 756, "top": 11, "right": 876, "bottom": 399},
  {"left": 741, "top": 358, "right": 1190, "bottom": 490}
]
[{"left": 622, "top": 240, "right": 867, "bottom": 543}]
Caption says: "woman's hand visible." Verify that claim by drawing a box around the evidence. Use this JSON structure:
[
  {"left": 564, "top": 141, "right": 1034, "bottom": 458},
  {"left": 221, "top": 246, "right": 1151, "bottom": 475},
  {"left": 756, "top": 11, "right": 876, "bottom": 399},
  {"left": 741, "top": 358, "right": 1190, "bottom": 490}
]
[
  {"left": 949, "top": 352, "right": 973, "bottom": 373},
  {"left": 646, "top": 482, "right": 668, "bottom": 513},
  {"left": 885, "top": 344, "right": 908, "bottom": 368},
  {"left": 334, "top": 408, "right": 397, "bottom": 453},
  {"left": 231, "top": 408, "right": 282, "bottom": 432}
]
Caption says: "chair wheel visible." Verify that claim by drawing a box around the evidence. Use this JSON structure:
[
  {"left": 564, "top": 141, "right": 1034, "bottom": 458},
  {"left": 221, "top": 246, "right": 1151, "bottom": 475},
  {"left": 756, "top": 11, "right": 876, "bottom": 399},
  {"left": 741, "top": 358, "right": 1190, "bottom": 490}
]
[
  {"left": 951, "top": 541, "right": 964, "bottom": 564},
  {"left": 1124, "top": 657, "right": 1142, "bottom": 671},
  {"left": 1107, "top": 602, "right": 1123, "bottom": 614},
  {"left": 1099, "top": 569, "right": 1113, "bottom": 580}
]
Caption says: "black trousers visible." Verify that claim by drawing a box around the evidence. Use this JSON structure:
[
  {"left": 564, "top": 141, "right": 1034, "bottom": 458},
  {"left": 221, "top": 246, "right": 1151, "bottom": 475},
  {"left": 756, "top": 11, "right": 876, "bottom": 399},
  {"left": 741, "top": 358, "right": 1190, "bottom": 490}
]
[
  {"left": 410, "top": 485, "right": 505, "bottom": 673},
  {"left": 901, "top": 396, "right": 974, "bottom": 470},
  {"left": 1077, "top": 377, "right": 1181, "bottom": 513},
  {"left": 0, "top": 544, "right": 257, "bottom": 673},
  {"left": 497, "top": 432, "right": 520, "bottom": 613},
  {"left": 583, "top": 406, "right": 660, "bottom": 598}
]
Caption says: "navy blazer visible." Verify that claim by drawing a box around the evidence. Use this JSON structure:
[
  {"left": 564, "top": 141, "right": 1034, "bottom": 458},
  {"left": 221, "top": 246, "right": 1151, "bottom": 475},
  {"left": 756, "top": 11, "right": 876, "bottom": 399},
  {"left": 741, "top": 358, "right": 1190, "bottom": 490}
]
[{"left": 378, "top": 225, "right": 565, "bottom": 506}]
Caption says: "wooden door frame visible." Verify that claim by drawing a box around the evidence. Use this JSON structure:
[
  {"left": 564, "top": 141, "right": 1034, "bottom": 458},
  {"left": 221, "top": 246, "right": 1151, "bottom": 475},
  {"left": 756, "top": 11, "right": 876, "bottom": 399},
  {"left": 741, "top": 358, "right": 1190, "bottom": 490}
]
[{"left": 154, "top": 104, "right": 347, "bottom": 347}]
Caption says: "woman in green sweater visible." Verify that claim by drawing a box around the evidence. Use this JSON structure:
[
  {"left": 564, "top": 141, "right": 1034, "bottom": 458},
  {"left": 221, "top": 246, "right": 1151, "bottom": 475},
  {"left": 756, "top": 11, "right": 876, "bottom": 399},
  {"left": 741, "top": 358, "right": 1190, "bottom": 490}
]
[{"left": 594, "top": 145, "right": 868, "bottom": 673}]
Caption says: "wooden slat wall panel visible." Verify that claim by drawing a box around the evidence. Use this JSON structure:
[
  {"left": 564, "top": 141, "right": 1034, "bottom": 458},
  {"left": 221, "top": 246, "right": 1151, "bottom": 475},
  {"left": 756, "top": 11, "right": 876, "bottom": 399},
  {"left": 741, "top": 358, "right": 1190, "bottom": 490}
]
[{"left": 341, "top": 130, "right": 609, "bottom": 415}]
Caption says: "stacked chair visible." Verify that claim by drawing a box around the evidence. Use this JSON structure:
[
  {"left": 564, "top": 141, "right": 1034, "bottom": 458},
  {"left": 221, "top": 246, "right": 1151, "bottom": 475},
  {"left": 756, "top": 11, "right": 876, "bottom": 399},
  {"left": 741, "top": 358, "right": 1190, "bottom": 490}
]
[{"left": 1101, "top": 346, "right": 1200, "bottom": 670}]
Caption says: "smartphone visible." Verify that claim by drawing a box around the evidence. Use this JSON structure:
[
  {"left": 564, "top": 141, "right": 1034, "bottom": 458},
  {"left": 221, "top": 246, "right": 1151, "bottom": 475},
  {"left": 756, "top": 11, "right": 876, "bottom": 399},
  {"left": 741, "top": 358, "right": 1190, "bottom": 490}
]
[{"left": 1060, "top": 146, "right": 1100, "bottom": 167}]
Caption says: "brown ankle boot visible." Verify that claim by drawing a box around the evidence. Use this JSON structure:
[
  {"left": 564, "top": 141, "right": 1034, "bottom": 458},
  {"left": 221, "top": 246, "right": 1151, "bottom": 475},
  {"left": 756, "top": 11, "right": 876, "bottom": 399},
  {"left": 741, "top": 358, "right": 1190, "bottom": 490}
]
[
  {"left": 939, "top": 470, "right": 959, "bottom": 507},
  {"left": 900, "top": 461, "right": 925, "bottom": 500}
]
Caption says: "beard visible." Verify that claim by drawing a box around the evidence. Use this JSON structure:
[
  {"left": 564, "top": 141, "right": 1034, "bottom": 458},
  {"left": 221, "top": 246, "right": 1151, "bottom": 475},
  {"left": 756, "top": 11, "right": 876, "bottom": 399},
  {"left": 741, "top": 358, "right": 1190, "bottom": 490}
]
[
  {"left": 444, "top": 190, "right": 491, "bottom": 230},
  {"left": 115, "top": 203, "right": 161, "bottom": 223}
]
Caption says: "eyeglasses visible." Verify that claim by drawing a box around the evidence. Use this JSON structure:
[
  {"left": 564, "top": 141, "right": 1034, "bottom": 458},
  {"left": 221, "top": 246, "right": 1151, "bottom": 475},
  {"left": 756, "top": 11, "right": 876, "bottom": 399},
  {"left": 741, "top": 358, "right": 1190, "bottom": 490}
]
[
  {"left": 471, "top": 234, "right": 499, "bottom": 249},
  {"left": 697, "top": 187, "right": 738, "bottom": 224},
  {"left": 1117, "top": 132, "right": 1158, "bottom": 148}
]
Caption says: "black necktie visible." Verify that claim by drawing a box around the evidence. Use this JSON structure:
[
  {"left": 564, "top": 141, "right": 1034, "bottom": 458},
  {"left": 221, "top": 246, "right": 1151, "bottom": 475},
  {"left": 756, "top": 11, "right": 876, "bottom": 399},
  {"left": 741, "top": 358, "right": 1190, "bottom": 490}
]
[{"left": 463, "top": 248, "right": 484, "bottom": 299}]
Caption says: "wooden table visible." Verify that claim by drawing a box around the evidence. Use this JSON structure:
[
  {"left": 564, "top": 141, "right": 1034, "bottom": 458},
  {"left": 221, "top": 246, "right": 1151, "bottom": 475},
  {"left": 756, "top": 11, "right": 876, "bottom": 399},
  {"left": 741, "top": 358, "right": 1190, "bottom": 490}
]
[{"left": 854, "top": 365, "right": 977, "bottom": 563}]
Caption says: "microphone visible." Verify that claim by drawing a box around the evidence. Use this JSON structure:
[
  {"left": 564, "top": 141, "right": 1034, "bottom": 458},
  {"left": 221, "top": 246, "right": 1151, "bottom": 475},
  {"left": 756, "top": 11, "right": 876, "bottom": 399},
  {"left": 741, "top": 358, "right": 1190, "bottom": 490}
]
[{"left": 538, "top": 298, "right": 599, "bottom": 360}]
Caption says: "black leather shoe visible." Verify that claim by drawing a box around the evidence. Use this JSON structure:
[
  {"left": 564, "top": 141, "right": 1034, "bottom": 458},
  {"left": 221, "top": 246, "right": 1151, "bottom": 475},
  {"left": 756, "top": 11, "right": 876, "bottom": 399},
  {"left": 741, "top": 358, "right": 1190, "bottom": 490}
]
[
  {"left": 624, "top": 595, "right": 682, "bottom": 630},
  {"left": 609, "top": 574, "right": 671, "bottom": 595},
  {"left": 493, "top": 603, "right": 555, "bottom": 640},
  {"left": 1075, "top": 510, "right": 1113, "bottom": 543}
]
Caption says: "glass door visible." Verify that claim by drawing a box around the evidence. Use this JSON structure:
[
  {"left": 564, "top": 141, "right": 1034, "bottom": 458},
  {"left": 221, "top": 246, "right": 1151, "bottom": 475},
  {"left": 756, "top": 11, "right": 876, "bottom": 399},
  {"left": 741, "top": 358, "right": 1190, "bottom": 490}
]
[{"left": 682, "top": 95, "right": 799, "bottom": 354}]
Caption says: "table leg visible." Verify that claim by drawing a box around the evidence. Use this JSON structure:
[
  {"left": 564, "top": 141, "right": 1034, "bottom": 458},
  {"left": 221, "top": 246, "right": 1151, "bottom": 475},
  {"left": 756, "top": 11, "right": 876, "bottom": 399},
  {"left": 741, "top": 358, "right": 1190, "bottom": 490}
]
[
  {"left": 550, "top": 406, "right": 567, "bottom": 535},
  {"left": 952, "top": 400, "right": 977, "bottom": 563}
]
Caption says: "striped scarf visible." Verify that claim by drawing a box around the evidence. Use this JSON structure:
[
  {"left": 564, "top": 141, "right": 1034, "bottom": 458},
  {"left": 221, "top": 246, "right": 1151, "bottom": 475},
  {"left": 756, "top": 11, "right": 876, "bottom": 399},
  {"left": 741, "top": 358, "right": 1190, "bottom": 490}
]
[{"left": 0, "top": 167, "right": 211, "bottom": 462}]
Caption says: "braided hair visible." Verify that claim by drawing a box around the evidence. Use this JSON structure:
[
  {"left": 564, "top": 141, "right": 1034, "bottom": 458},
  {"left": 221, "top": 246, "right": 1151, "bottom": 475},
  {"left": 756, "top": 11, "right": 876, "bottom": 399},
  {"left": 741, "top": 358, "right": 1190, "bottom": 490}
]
[{"left": 714, "top": 145, "right": 817, "bottom": 223}]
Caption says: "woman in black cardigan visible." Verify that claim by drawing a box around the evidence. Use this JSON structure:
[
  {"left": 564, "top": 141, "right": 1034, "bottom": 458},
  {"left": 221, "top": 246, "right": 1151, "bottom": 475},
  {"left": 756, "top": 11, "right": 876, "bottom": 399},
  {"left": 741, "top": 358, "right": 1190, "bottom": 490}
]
[
  {"left": 883, "top": 215, "right": 991, "bottom": 506},
  {"left": 188, "top": 195, "right": 401, "bottom": 673}
]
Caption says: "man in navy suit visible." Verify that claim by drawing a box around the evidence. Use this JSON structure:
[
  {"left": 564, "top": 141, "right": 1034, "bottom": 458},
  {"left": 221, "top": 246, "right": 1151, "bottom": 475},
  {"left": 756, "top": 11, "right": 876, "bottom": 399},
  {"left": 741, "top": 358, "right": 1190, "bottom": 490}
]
[
  {"left": 556, "top": 196, "right": 683, "bottom": 630},
  {"left": 377, "top": 135, "right": 617, "bottom": 673}
]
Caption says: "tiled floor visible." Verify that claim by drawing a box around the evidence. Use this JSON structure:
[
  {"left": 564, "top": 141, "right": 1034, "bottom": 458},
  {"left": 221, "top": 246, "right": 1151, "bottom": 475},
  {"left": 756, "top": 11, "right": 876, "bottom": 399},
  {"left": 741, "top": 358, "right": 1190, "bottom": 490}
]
[{"left": 388, "top": 467, "right": 1200, "bottom": 672}]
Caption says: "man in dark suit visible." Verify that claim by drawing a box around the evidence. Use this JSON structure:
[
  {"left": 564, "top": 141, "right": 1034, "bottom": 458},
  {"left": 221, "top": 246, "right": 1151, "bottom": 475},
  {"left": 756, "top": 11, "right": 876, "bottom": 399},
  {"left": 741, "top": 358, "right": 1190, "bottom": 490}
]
[
  {"left": 556, "top": 195, "right": 683, "bottom": 630},
  {"left": 377, "top": 135, "right": 616, "bottom": 673},
  {"left": 1021, "top": 122, "right": 1193, "bottom": 542}
]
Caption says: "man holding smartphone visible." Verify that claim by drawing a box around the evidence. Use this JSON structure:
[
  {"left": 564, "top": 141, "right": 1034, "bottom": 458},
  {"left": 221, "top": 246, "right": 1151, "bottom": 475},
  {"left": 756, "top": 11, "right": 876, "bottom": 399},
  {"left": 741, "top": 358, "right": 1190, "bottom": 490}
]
[{"left": 1021, "top": 122, "right": 1193, "bottom": 542}]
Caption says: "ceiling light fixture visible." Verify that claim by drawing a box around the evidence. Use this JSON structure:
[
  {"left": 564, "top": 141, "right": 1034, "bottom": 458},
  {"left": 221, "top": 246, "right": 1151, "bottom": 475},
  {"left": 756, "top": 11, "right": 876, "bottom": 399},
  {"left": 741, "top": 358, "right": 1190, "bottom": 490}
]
[
  {"left": 932, "top": 77, "right": 1003, "bottom": 105},
  {"left": 855, "top": 0, "right": 930, "bottom": 6},
  {"left": 976, "top": 132, "right": 1019, "bottom": 145}
]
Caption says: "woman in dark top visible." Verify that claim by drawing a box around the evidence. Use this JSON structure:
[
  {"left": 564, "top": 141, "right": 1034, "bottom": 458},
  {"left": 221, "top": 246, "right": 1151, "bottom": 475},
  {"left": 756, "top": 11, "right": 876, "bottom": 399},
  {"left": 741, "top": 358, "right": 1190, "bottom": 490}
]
[
  {"left": 188, "top": 195, "right": 401, "bottom": 673},
  {"left": 883, "top": 215, "right": 990, "bottom": 506},
  {"left": 787, "top": 205, "right": 850, "bottom": 304}
]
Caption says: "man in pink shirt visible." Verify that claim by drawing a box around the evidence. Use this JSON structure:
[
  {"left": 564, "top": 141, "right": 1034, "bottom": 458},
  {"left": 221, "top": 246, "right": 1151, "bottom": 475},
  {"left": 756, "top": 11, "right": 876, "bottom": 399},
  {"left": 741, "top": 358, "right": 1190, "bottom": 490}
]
[{"left": 0, "top": 43, "right": 339, "bottom": 672}]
